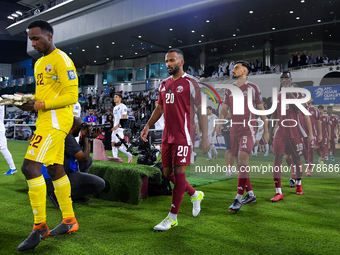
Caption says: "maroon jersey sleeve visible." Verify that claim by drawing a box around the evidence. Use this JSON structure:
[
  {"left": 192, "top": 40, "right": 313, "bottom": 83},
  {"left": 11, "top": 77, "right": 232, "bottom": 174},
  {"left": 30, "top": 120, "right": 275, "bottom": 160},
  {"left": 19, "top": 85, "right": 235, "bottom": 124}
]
[
  {"left": 189, "top": 78, "right": 201, "bottom": 107},
  {"left": 158, "top": 81, "right": 165, "bottom": 107},
  {"left": 223, "top": 88, "right": 230, "bottom": 106},
  {"left": 315, "top": 108, "right": 320, "bottom": 121}
]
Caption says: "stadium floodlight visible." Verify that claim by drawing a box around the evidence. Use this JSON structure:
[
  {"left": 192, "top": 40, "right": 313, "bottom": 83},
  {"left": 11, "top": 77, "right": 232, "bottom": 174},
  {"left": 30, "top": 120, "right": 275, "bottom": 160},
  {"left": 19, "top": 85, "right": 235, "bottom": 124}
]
[
  {"left": 12, "top": 13, "right": 19, "bottom": 18},
  {"left": 7, "top": 15, "right": 14, "bottom": 20},
  {"left": 16, "top": 11, "right": 23, "bottom": 16}
]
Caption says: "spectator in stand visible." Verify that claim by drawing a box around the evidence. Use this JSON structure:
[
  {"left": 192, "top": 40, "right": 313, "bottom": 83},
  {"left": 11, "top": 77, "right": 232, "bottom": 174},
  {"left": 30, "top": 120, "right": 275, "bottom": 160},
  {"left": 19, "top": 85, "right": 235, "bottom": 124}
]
[
  {"left": 288, "top": 57, "right": 294, "bottom": 68},
  {"left": 222, "top": 59, "right": 228, "bottom": 75},
  {"left": 212, "top": 71, "right": 219, "bottom": 79},
  {"left": 218, "top": 62, "right": 224, "bottom": 78},
  {"left": 99, "top": 90, "right": 105, "bottom": 104},
  {"left": 229, "top": 61, "right": 234, "bottom": 77},
  {"left": 293, "top": 53, "right": 298, "bottom": 66},
  {"left": 198, "top": 67, "right": 204, "bottom": 77},
  {"left": 296, "top": 54, "right": 302, "bottom": 67},
  {"left": 92, "top": 95, "right": 97, "bottom": 109},
  {"left": 97, "top": 112, "right": 102, "bottom": 125},
  {"left": 316, "top": 53, "right": 323, "bottom": 64},
  {"left": 308, "top": 53, "right": 315, "bottom": 66},
  {"left": 256, "top": 58, "right": 263, "bottom": 71},
  {"left": 250, "top": 60, "right": 256, "bottom": 73},
  {"left": 270, "top": 63, "right": 276, "bottom": 73},
  {"left": 323, "top": 54, "right": 329, "bottom": 65},
  {"left": 300, "top": 52, "right": 307, "bottom": 66},
  {"left": 337, "top": 57, "right": 340, "bottom": 65},
  {"left": 88, "top": 95, "right": 93, "bottom": 109},
  {"left": 127, "top": 105, "right": 134, "bottom": 116}
]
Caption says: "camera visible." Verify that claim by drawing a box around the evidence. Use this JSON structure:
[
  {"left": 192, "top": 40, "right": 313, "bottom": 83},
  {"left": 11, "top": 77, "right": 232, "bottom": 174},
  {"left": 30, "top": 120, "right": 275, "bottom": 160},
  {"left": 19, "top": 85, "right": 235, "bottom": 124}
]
[
  {"left": 115, "top": 119, "right": 159, "bottom": 165},
  {"left": 81, "top": 122, "right": 111, "bottom": 137}
]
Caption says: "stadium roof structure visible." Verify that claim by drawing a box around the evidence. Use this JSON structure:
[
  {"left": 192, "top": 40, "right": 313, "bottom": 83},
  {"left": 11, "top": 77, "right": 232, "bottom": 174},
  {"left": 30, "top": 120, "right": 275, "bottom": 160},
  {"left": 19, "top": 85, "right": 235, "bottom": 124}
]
[{"left": 1, "top": 0, "right": 340, "bottom": 66}]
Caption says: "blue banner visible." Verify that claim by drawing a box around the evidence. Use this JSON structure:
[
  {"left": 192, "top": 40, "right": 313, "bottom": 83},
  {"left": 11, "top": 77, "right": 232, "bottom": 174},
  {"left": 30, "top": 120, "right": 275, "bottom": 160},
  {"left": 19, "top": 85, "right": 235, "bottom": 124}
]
[{"left": 304, "top": 85, "right": 340, "bottom": 105}]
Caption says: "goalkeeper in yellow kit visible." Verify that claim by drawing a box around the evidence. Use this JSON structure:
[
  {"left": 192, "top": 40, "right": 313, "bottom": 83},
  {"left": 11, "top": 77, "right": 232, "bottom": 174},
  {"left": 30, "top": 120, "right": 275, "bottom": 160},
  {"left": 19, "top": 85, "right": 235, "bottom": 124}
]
[{"left": 17, "top": 20, "right": 79, "bottom": 252}]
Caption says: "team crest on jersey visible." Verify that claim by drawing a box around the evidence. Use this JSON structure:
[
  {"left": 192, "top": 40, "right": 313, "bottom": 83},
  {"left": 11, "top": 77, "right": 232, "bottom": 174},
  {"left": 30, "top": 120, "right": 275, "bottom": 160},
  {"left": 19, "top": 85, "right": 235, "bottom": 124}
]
[
  {"left": 176, "top": 86, "right": 184, "bottom": 93},
  {"left": 45, "top": 64, "right": 52, "bottom": 73}
]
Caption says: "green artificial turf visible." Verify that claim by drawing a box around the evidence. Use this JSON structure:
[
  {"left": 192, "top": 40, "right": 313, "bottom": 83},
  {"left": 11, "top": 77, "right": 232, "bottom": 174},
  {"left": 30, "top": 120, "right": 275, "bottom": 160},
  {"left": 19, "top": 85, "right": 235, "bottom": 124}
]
[{"left": 1, "top": 140, "right": 340, "bottom": 254}]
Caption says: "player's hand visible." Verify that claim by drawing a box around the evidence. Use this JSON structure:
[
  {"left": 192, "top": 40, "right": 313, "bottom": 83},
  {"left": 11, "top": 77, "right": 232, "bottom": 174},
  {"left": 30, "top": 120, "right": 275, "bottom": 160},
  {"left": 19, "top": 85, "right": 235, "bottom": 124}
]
[
  {"left": 200, "top": 137, "right": 210, "bottom": 154},
  {"left": 309, "top": 134, "right": 314, "bottom": 142},
  {"left": 141, "top": 125, "right": 149, "bottom": 142},
  {"left": 318, "top": 134, "right": 322, "bottom": 143},
  {"left": 216, "top": 125, "right": 222, "bottom": 136},
  {"left": 262, "top": 131, "right": 269, "bottom": 144},
  {"left": 82, "top": 125, "right": 89, "bottom": 137},
  {"left": 17, "top": 100, "right": 35, "bottom": 111}
]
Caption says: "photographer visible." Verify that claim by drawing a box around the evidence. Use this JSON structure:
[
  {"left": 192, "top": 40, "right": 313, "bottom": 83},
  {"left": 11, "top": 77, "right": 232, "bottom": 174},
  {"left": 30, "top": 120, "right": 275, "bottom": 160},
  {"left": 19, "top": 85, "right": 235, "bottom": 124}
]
[{"left": 43, "top": 117, "right": 105, "bottom": 208}]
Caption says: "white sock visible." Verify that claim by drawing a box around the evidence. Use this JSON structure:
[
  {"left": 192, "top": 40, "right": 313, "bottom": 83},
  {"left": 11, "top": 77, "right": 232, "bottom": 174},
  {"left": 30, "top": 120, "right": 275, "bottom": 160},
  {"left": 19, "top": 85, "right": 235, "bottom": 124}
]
[
  {"left": 254, "top": 144, "right": 258, "bottom": 154},
  {"left": 265, "top": 144, "right": 269, "bottom": 153},
  {"left": 155, "top": 145, "right": 161, "bottom": 159},
  {"left": 191, "top": 190, "right": 198, "bottom": 198},
  {"left": 211, "top": 144, "right": 217, "bottom": 155},
  {"left": 168, "top": 212, "right": 177, "bottom": 221},
  {"left": 296, "top": 180, "right": 301, "bottom": 185},
  {"left": 112, "top": 147, "right": 118, "bottom": 157},
  {"left": 276, "top": 188, "right": 282, "bottom": 194},
  {"left": 1, "top": 149, "right": 16, "bottom": 169},
  {"left": 119, "top": 146, "right": 132, "bottom": 157},
  {"left": 208, "top": 149, "right": 212, "bottom": 159},
  {"left": 247, "top": 190, "right": 254, "bottom": 196},
  {"left": 236, "top": 193, "right": 243, "bottom": 202}
]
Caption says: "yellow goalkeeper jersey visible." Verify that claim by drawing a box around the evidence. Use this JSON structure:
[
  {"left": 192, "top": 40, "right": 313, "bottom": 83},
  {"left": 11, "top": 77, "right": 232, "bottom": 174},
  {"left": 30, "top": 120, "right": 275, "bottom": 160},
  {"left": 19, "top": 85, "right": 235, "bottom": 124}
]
[{"left": 34, "top": 48, "right": 78, "bottom": 133}]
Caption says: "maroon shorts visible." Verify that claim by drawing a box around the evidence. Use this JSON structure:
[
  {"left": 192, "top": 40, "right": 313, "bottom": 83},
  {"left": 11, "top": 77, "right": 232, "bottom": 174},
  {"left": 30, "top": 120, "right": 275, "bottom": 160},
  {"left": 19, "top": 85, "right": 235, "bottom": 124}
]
[
  {"left": 161, "top": 143, "right": 191, "bottom": 168},
  {"left": 230, "top": 134, "right": 254, "bottom": 157},
  {"left": 273, "top": 136, "right": 306, "bottom": 157}
]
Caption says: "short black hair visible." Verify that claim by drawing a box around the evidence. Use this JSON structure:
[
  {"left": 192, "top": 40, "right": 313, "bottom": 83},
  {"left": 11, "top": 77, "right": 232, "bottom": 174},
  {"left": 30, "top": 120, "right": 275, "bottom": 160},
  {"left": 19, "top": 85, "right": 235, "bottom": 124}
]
[
  {"left": 235, "top": 60, "right": 250, "bottom": 74},
  {"left": 281, "top": 71, "right": 291, "bottom": 77},
  {"left": 327, "top": 106, "right": 333, "bottom": 109},
  {"left": 167, "top": 48, "right": 184, "bottom": 59},
  {"left": 207, "top": 106, "right": 212, "bottom": 110},
  {"left": 115, "top": 93, "right": 122, "bottom": 99},
  {"left": 27, "top": 20, "right": 53, "bottom": 34},
  {"left": 318, "top": 105, "right": 324, "bottom": 110}
]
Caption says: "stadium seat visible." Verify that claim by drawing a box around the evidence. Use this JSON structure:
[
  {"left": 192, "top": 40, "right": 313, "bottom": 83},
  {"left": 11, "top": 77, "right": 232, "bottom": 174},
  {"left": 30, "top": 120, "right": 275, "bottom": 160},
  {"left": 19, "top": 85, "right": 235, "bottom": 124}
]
[{"left": 93, "top": 138, "right": 123, "bottom": 163}]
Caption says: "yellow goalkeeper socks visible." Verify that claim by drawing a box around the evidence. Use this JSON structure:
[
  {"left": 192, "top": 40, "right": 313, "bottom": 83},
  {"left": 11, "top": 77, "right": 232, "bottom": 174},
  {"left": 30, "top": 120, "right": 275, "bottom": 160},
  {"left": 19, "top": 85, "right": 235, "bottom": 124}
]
[
  {"left": 27, "top": 175, "right": 46, "bottom": 224},
  {"left": 52, "top": 175, "right": 75, "bottom": 219}
]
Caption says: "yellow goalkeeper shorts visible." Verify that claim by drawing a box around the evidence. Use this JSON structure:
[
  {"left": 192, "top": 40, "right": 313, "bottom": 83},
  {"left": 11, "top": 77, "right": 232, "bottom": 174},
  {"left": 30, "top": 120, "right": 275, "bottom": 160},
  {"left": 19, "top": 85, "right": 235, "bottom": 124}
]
[{"left": 25, "top": 127, "right": 67, "bottom": 166}]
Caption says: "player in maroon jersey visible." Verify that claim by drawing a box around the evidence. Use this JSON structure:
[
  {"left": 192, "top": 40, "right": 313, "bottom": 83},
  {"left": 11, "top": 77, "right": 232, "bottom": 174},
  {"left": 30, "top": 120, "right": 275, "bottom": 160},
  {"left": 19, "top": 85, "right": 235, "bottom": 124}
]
[
  {"left": 327, "top": 106, "right": 339, "bottom": 161},
  {"left": 302, "top": 96, "right": 322, "bottom": 176},
  {"left": 217, "top": 61, "right": 269, "bottom": 212},
  {"left": 318, "top": 105, "right": 331, "bottom": 164},
  {"left": 141, "top": 49, "right": 210, "bottom": 231},
  {"left": 270, "top": 71, "right": 314, "bottom": 202}
]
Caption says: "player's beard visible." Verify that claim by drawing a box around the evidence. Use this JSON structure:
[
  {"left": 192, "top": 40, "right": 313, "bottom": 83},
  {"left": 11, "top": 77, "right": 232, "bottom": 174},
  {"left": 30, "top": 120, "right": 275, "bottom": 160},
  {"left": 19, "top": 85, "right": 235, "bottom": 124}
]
[
  {"left": 168, "top": 65, "right": 180, "bottom": 75},
  {"left": 232, "top": 73, "right": 240, "bottom": 79}
]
